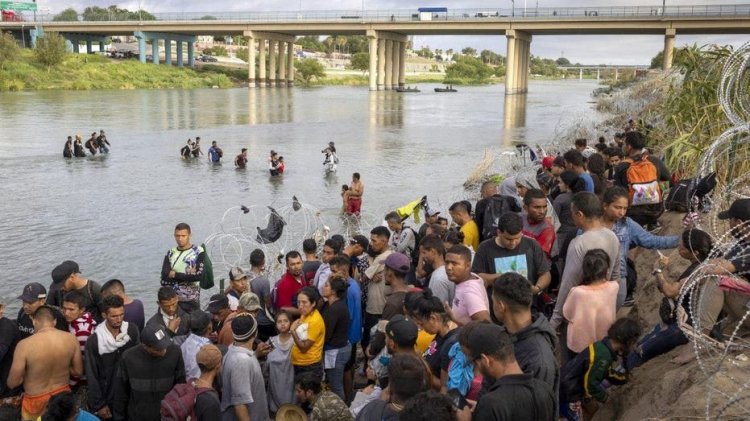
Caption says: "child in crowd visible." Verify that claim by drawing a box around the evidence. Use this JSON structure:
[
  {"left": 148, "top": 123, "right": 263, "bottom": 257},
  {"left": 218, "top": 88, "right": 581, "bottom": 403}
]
[
  {"left": 560, "top": 317, "right": 642, "bottom": 421},
  {"left": 563, "top": 249, "right": 619, "bottom": 356},
  {"left": 341, "top": 185, "right": 349, "bottom": 212},
  {"left": 267, "top": 311, "right": 295, "bottom": 413}
]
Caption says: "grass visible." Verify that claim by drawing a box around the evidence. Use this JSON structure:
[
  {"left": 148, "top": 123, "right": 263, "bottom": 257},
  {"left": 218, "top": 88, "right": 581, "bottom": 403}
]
[{"left": 0, "top": 50, "right": 235, "bottom": 91}]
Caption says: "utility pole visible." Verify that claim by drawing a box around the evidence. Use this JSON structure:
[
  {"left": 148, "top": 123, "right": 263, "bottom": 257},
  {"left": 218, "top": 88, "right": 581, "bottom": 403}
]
[{"left": 511, "top": 0, "right": 515, "bottom": 17}]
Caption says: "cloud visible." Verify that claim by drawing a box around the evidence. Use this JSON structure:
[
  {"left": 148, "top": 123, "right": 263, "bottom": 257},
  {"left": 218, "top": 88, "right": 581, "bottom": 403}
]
[{"left": 43, "top": 0, "right": 750, "bottom": 63}]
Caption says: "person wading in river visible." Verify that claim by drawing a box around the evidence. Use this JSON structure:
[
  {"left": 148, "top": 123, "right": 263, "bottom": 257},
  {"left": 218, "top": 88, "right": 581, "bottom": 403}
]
[{"left": 346, "top": 173, "right": 364, "bottom": 216}]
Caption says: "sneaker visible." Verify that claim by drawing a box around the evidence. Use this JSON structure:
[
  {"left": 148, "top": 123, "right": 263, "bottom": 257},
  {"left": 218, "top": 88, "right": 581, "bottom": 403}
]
[{"left": 623, "top": 295, "right": 635, "bottom": 307}]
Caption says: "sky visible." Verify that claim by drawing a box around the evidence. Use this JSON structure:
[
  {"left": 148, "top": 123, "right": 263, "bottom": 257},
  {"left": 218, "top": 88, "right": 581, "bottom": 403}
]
[{"left": 37, "top": 0, "right": 750, "bottom": 64}]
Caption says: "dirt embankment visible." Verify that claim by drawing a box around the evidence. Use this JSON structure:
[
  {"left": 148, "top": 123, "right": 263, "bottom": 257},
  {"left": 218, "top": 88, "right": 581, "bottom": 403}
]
[{"left": 593, "top": 211, "right": 750, "bottom": 421}]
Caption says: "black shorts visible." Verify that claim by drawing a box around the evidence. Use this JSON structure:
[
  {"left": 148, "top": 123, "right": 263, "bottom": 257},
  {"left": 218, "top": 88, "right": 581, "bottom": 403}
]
[{"left": 345, "top": 341, "right": 359, "bottom": 371}]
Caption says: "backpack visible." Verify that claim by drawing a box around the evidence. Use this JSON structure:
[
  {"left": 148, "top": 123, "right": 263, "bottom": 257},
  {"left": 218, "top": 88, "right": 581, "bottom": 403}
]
[
  {"left": 625, "top": 154, "right": 661, "bottom": 206},
  {"left": 407, "top": 226, "right": 421, "bottom": 265},
  {"left": 160, "top": 382, "right": 214, "bottom": 421},
  {"left": 200, "top": 243, "right": 215, "bottom": 290},
  {"left": 664, "top": 172, "right": 717, "bottom": 212},
  {"left": 481, "top": 195, "right": 522, "bottom": 240}
]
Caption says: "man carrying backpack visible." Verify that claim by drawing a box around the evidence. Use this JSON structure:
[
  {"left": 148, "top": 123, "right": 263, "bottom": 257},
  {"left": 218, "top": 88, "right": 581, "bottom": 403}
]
[
  {"left": 614, "top": 132, "right": 671, "bottom": 228},
  {"left": 161, "top": 344, "right": 221, "bottom": 421},
  {"left": 475, "top": 180, "right": 523, "bottom": 243}
]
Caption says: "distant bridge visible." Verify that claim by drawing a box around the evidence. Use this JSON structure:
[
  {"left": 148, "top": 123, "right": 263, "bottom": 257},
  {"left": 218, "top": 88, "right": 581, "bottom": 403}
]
[{"left": 2, "top": 4, "right": 749, "bottom": 94}]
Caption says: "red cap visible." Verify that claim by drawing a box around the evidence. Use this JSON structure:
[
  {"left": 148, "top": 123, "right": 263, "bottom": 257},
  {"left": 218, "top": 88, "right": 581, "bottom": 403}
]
[{"left": 542, "top": 156, "right": 555, "bottom": 170}]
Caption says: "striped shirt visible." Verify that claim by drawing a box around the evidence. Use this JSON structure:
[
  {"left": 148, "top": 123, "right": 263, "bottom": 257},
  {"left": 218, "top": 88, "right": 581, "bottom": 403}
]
[{"left": 69, "top": 312, "right": 96, "bottom": 353}]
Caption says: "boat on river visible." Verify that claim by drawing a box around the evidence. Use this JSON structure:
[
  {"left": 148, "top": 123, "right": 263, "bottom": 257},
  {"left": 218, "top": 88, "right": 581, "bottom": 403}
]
[
  {"left": 395, "top": 87, "right": 420, "bottom": 93},
  {"left": 435, "top": 85, "right": 457, "bottom": 93}
]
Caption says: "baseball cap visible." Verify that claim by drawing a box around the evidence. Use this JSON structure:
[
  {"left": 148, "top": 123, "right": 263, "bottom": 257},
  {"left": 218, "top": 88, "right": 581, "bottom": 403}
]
[
  {"left": 51, "top": 260, "right": 80, "bottom": 284},
  {"left": 238, "top": 292, "right": 261, "bottom": 312},
  {"left": 206, "top": 294, "right": 229, "bottom": 313},
  {"left": 17, "top": 283, "right": 47, "bottom": 302},
  {"left": 349, "top": 235, "right": 369, "bottom": 249},
  {"left": 426, "top": 209, "right": 441, "bottom": 217},
  {"left": 141, "top": 323, "right": 172, "bottom": 350},
  {"left": 386, "top": 315, "right": 418, "bottom": 347},
  {"left": 542, "top": 156, "right": 555, "bottom": 170},
  {"left": 196, "top": 344, "right": 222, "bottom": 371},
  {"left": 190, "top": 311, "right": 212, "bottom": 334},
  {"left": 229, "top": 267, "right": 246, "bottom": 282},
  {"left": 385, "top": 252, "right": 411, "bottom": 274},
  {"left": 718, "top": 198, "right": 750, "bottom": 222}
]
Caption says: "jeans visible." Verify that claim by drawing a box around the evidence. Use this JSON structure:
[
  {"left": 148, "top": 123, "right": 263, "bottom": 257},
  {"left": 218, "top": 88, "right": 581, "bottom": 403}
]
[
  {"left": 325, "top": 343, "right": 352, "bottom": 400},
  {"left": 626, "top": 322, "right": 688, "bottom": 369},
  {"left": 99, "top": 146, "right": 109, "bottom": 154},
  {"left": 294, "top": 361, "right": 323, "bottom": 381}
]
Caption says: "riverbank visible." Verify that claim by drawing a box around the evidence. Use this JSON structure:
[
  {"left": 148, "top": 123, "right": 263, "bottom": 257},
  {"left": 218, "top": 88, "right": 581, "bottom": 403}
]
[{"left": 0, "top": 50, "right": 235, "bottom": 91}]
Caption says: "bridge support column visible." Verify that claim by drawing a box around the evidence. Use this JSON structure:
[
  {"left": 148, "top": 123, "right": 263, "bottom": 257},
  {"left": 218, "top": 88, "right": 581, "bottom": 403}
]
[
  {"left": 269, "top": 40, "right": 277, "bottom": 87},
  {"left": 597, "top": 69, "right": 600, "bottom": 80},
  {"left": 377, "top": 39, "right": 386, "bottom": 91},
  {"left": 579, "top": 68, "right": 583, "bottom": 80},
  {"left": 99, "top": 41, "right": 105, "bottom": 53},
  {"left": 278, "top": 41, "right": 287, "bottom": 87},
  {"left": 138, "top": 36, "right": 146, "bottom": 63},
  {"left": 165, "top": 39, "right": 172, "bottom": 65},
  {"left": 398, "top": 41, "right": 406, "bottom": 88},
  {"left": 65, "top": 40, "right": 73, "bottom": 52},
  {"left": 73, "top": 42, "right": 80, "bottom": 54},
  {"left": 505, "top": 29, "right": 532, "bottom": 95},
  {"left": 152, "top": 39, "right": 159, "bottom": 64},
  {"left": 248, "top": 37, "right": 256, "bottom": 88},
  {"left": 391, "top": 41, "right": 400, "bottom": 90},
  {"left": 663, "top": 28, "right": 676, "bottom": 71},
  {"left": 287, "top": 41, "right": 295, "bottom": 86},
  {"left": 368, "top": 36, "right": 378, "bottom": 91},
  {"left": 259, "top": 39, "right": 266, "bottom": 87},
  {"left": 188, "top": 41, "right": 195, "bottom": 67},
  {"left": 614, "top": 68, "right": 619, "bottom": 82},
  {"left": 86, "top": 40, "right": 92, "bottom": 54},
  {"left": 176, "top": 41, "right": 183, "bottom": 67},
  {"left": 384, "top": 40, "right": 393, "bottom": 91}
]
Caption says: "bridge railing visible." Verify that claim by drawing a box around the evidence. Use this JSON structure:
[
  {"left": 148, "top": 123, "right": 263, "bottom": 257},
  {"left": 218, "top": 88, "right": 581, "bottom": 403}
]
[{"left": 15, "top": 4, "right": 750, "bottom": 24}]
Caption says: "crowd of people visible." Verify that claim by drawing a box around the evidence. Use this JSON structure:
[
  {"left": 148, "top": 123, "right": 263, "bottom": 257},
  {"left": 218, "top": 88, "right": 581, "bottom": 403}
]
[
  {"left": 11, "top": 128, "right": 750, "bottom": 421},
  {"left": 63, "top": 131, "right": 110, "bottom": 158}
]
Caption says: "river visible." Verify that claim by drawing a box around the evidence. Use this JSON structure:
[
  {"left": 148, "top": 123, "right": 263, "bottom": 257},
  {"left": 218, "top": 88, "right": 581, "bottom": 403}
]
[{"left": 0, "top": 80, "right": 600, "bottom": 314}]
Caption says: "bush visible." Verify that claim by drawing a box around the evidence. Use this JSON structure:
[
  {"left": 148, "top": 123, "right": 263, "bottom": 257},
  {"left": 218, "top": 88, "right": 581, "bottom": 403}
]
[
  {"left": 236, "top": 47, "right": 248, "bottom": 62},
  {"left": 294, "top": 58, "right": 325, "bottom": 85},
  {"left": 444, "top": 56, "right": 493, "bottom": 84},
  {"left": 350, "top": 52, "right": 369, "bottom": 73},
  {"left": 0, "top": 31, "right": 21, "bottom": 70},
  {"left": 202, "top": 46, "right": 228, "bottom": 57},
  {"left": 35, "top": 33, "right": 67, "bottom": 71}
]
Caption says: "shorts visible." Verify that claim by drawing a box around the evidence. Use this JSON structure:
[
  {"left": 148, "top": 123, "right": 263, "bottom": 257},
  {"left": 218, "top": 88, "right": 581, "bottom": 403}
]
[
  {"left": 22, "top": 384, "right": 71, "bottom": 420},
  {"left": 347, "top": 197, "right": 362, "bottom": 215}
]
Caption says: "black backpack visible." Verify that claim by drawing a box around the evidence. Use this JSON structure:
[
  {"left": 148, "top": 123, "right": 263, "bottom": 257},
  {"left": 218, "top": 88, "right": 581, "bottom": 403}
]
[
  {"left": 665, "top": 172, "right": 716, "bottom": 212},
  {"left": 481, "top": 195, "right": 522, "bottom": 240}
]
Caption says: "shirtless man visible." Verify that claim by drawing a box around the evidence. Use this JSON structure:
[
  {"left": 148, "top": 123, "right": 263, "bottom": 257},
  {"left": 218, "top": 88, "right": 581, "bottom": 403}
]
[
  {"left": 346, "top": 172, "right": 364, "bottom": 216},
  {"left": 8, "top": 306, "right": 83, "bottom": 420}
]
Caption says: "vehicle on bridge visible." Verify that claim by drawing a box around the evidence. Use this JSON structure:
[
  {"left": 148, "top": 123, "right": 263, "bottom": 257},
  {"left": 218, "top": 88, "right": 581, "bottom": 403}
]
[
  {"left": 414, "top": 7, "right": 447, "bottom": 21},
  {"left": 475, "top": 11, "right": 500, "bottom": 18},
  {"left": 199, "top": 55, "right": 218, "bottom": 62}
]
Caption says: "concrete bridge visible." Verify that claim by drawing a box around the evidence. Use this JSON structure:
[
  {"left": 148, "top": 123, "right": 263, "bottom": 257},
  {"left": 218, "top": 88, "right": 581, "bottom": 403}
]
[
  {"left": 557, "top": 65, "right": 650, "bottom": 81},
  {"left": 2, "top": 4, "right": 750, "bottom": 94}
]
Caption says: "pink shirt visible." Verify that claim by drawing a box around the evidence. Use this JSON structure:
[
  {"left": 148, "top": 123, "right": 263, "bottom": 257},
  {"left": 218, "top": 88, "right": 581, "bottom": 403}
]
[
  {"left": 451, "top": 276, "right": 489, "bottom": 326},
  {"left": 563, "top": 281, "right": 619, "bottom": 353}
]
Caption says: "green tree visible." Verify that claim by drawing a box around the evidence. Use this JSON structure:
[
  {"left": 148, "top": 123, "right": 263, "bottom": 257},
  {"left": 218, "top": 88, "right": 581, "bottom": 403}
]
[
  {"left": 445, "top": 55, "right": 493, "bottom": 84},
  {"left": 236, "top": 47, "right": 248, "bottom": 62},
  {"left": 480, "top": 49, "right": 502, "bottom": 65},
  {"left": 199, "top": 15, "right": 218, "bottom": 20},
  {"left": 416, "top": 47, "right": 433, "bottom": 59},
  {"left": 294, "top": 58, "right": 326, "bottom": 85},
  {"left": 53, "top": 8, "right": 79, "bottom": 22},
  {"left": 296, "top": 36, "right": 324, "bottom": 52},
  {"left": 556, "top": 57, "right": 571, "bottom": 66},
  {"left": 461, "top": 47, "right": 477, "bottom": 56},
  {"left": 35, "top": 32, "right": 67, "bottom": 71},
  {"left": 82, "top": 5, "right": 154, "bottom": 21},
  {"left": 0, "top": 31, "right": 20, "bottom": 70},
  {"left": 350, "top": 52, "right": 369, "bottom": 73},
  {"left": 650, "top": 50, "right": 664, "bottom": 69}
]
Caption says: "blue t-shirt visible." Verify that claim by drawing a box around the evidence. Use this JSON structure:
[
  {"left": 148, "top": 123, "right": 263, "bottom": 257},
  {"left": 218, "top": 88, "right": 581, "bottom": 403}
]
[
  {"left": 76, "top": 410, "right": 100, "bottom": 421},
  {"left": 579, "top": 173, "right": 595, "bottom": 193},
  {"left": 208, "top": 146, "right": 221, "bottom": 162},
  {"left": 346, "top": 278, "right": 363, "bottom": 345}
]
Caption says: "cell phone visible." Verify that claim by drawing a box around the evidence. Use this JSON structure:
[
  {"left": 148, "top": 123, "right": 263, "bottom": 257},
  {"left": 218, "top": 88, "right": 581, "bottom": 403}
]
[{"left": 447, "top": 389, "right": 468, "bottom": 410}]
